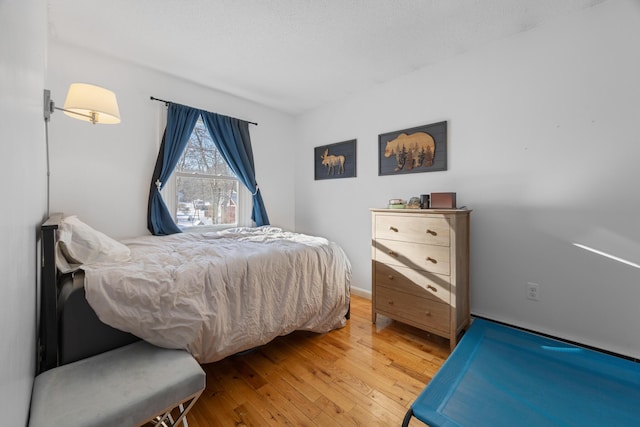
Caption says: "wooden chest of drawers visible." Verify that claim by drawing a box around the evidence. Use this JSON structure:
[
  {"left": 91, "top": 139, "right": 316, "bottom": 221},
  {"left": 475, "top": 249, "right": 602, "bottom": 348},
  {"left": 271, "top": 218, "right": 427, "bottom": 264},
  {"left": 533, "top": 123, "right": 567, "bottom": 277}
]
[{"left": 371, "top": 209, "right": 471, "bottom": 350}]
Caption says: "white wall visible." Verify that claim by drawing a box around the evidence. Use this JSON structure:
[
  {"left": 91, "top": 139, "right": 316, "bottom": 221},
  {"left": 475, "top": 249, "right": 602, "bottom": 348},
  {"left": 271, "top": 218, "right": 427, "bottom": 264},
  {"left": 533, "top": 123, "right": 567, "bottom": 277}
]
[
  {"left": 0, "top": 0, "right": 47, "bottom": 423},
  {"left": 296, "top": 0, "right": 640, "bottom": 358},
  {"left": 45, "top": 0, "right": 640, "bottom": 358},
  {"left": 47, "top": 42, "right": 296, "bottom": 239}
]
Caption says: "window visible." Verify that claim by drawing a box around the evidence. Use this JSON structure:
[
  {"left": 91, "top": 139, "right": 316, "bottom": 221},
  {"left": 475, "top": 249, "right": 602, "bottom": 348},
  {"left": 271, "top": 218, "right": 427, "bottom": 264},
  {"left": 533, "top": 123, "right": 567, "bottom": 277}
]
[{"left": 168, "top": 117, "right": 249, "bottom": 230}]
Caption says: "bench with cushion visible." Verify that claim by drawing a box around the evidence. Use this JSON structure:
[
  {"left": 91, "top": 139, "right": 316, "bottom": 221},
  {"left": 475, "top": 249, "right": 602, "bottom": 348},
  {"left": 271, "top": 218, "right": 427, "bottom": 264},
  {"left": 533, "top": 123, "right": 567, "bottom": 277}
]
[{"left": 29, "top": 340, "right": 205, "bottom": 427}]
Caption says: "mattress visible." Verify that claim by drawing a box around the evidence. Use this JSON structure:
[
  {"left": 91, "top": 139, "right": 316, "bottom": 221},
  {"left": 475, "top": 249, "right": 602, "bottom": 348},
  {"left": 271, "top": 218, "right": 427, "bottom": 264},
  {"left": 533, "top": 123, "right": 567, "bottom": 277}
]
[{"left": 81, "top": 226, "right": 351, "bottom": 363}]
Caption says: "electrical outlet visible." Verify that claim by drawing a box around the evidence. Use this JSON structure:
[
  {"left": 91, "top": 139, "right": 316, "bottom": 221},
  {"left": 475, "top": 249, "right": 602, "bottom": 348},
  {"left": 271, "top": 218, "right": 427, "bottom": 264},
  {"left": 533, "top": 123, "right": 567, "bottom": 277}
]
[{"left": 526, "top": 282, "right": 540, "bottom": 301}]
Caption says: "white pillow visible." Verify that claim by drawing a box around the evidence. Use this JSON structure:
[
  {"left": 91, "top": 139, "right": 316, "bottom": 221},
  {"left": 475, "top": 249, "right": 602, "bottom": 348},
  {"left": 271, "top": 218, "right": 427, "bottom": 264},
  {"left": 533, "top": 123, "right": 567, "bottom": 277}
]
[{"left": 57, "top": 215, "right": 131, "bottom": 268}]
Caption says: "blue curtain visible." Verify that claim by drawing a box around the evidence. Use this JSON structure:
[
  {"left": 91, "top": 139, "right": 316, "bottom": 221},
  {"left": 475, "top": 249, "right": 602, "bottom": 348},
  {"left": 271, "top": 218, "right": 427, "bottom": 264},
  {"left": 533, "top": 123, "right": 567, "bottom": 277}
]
[
  {"left": 147, "top": 104, "right": 200, "bottom": 235},
  {"left": 201, "top": 112, "right": 270, "bottom": 226}
]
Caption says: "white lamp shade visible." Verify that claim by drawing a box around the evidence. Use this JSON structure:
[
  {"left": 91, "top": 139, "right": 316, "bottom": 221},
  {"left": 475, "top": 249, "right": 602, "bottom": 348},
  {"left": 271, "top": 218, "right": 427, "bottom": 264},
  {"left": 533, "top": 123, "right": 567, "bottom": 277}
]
[{"left": 63, "top": 83, "right": 121, "bottom": 124}]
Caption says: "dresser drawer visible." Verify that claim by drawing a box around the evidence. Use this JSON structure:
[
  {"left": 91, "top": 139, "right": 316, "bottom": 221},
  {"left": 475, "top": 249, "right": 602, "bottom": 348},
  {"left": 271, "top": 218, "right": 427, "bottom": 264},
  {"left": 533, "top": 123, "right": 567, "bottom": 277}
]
[
  {"left": 375, "top": 215, "right": 450, "bottom": 246},
  {"left": 374, "top": 262, "right": 450, "bottom": 303},
  {"left": 374, "top": 239, "right": 450, "bottom": 276},
  {"left": 375, "top": 286, "right": 450, "bottom": 334}
]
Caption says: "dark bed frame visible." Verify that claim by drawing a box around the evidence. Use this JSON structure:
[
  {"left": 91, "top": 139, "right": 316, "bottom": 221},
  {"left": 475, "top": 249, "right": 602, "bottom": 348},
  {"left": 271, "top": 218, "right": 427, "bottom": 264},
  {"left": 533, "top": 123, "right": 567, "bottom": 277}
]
[
  {"left": 38, "top": 214, "right": 350, "bottom": 374},
  {"left": 38, "top": 214, "right": 138, "bottom": 374}
]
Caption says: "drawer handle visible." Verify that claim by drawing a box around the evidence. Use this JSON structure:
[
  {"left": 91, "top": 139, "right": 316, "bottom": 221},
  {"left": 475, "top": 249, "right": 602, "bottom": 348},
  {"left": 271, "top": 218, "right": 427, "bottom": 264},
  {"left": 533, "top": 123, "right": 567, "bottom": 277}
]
[
  {"left": 426, "top": 256, "right": 437, "bottom": 263},
  {"left": 388, "top": 300, "right": 395, "bottom": 306},
  {"left": 425, "top": 311, "right": 432, "bottom": 316},
  {"left": 426, "top": 229, "right": 437, "bottom": 236},
  {"left": 388, "top": 250, "right": 398, "bottom": 257},
  {"left": 427, "top": 285, "right": 437, "bottom": 292},
  {"left": 387, "top": 275, "right": 394, "bottom": 280},
  {"left": 389, "top": 226, "right": 399, "bottom": 232}
]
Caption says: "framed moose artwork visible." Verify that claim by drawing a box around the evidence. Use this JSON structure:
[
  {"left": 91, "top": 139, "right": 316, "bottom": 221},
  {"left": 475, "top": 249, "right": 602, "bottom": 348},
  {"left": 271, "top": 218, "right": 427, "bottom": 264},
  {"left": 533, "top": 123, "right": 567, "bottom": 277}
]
[{"left": 314, "top": 139, "right": 357, "bottom": 180}]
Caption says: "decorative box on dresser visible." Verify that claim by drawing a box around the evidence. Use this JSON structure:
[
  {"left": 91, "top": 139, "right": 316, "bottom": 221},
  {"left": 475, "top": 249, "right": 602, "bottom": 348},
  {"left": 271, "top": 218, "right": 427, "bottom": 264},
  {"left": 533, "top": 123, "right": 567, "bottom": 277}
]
[{"left": 371, "top": 208, "right": 471, "bottom": 350}]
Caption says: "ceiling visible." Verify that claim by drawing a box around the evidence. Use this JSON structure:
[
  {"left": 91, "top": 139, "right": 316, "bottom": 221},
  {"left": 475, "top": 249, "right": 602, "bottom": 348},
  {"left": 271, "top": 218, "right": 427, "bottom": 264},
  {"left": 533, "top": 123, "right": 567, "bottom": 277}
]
[{"left": 47, "top": 0, "right": 606, "bottom": 115}]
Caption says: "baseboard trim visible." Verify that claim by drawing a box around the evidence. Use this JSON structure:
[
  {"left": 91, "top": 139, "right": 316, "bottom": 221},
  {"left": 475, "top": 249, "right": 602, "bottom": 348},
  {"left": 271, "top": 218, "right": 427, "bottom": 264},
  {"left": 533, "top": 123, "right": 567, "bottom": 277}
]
[{"left": 350, "top": 285, "right": 371, "bottom": 300}]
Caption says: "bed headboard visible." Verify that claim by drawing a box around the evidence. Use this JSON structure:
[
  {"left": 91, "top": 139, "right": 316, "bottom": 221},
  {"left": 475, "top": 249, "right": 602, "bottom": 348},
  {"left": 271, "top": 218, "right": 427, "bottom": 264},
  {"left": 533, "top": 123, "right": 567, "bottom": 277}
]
[
  {"left": 39, "top": 213, "right": 63, "bottom": 373},
  {"left": 38, "top": 213, "right": 139, "bottom": 373}
]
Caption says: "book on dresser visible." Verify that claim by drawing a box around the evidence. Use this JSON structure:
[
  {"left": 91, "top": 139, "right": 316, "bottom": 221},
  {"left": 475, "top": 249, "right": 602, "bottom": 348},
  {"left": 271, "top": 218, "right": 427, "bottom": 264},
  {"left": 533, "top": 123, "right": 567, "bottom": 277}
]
[{"left": 371, "top": 208, "right": 471, "bottom": 350}]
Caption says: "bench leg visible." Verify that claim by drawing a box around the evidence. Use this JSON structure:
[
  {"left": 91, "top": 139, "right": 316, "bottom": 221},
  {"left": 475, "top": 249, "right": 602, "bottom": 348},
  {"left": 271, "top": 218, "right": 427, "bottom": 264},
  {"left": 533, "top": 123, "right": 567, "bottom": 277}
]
[
  {"left": 149, "top": 390, "right": 202, "bottom": 427},
  {"left": 179, "top": 404, "right": 189, "bottom": 427},
  {"left": 401, "top": 407, "right": 414, "bottom": 427},
  {"left": 156, "top": 403, "right": 188, "bottom": 427}
]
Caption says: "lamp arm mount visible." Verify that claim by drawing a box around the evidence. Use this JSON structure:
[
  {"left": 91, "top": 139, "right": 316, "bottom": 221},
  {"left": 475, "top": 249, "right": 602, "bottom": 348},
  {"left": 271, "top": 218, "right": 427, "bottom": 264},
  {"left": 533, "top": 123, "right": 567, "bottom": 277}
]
[
  {"left": 43, "top": 89, "right": 97, "bottom": 124},
  {"left": 54, "top": 106, "right": 98, "bottom": 124}
]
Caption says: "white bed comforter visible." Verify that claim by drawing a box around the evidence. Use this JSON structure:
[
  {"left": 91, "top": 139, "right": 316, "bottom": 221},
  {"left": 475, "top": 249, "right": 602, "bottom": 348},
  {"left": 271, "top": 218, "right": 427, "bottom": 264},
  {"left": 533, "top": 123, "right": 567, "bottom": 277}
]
[{"left": 82, "top": 227, "right": 351, "bottom": 363}]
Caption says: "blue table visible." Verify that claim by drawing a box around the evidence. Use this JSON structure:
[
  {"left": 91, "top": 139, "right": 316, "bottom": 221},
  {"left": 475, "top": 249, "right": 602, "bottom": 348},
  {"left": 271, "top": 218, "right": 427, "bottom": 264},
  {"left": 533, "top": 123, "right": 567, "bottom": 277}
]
[{"left": 403, "top": 318, "right": 640, "bottom": 427}]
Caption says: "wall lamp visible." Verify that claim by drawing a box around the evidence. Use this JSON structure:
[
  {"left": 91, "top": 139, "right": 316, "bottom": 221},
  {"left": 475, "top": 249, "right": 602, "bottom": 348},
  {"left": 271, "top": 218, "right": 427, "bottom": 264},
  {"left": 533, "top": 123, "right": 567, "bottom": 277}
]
[
  {"left": 43, "top": 83, "right": 121, "bottom": 215},
  {"left": 44, "top": 83, "right": 121, "bottom": 124}
]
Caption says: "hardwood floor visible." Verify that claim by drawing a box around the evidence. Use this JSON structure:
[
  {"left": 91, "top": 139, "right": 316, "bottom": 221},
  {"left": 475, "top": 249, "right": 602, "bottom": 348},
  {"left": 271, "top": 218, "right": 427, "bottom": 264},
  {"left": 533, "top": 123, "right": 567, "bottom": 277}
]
[{"left": 185, "top": 295, "right": 451, "bottom": 426}]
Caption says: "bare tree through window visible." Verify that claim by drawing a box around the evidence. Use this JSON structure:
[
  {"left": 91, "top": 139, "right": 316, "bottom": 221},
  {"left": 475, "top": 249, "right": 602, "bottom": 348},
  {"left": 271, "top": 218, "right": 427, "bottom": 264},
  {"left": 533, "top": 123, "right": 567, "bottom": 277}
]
[{"left": 174, "top": 117, "right": 238, "bottom": 227}]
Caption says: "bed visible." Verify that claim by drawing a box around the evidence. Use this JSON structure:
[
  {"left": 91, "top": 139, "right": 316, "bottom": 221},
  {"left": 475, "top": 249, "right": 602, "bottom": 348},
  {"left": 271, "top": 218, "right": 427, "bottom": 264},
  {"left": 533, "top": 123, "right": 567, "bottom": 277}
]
[
  {"left": 39, "top": 214, "right": 351, "bottom": 371},
  {"left": 403, "top": 317, "right": 640, "bottom": 427}
]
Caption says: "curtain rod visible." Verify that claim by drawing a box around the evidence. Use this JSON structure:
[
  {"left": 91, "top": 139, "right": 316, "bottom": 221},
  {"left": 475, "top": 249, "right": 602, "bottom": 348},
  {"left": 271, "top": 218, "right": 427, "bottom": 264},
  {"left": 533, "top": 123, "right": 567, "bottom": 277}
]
[{"left": 150, "top": 96, "right": 258, "bottom": 126}]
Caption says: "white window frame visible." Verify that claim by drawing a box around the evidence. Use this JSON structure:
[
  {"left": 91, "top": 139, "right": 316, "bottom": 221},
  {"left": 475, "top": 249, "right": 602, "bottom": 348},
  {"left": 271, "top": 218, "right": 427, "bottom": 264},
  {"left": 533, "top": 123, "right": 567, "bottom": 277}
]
[
  {"left": 163, "top": 178, "right": 252, "bottom": 232},
  {"left": 159, "top": 112, "right": 253, "bottom": 232}
]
